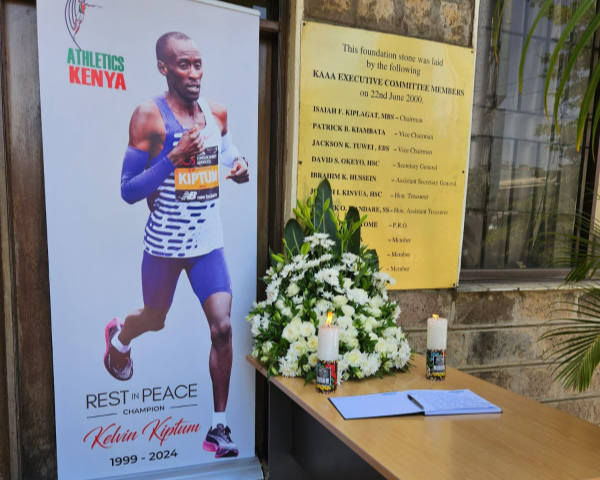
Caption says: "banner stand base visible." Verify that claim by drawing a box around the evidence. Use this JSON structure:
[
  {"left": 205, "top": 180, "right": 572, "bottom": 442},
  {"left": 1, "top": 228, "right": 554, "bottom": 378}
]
[{"left": 90, "top": 457, "right": 263, "bottom": 480}]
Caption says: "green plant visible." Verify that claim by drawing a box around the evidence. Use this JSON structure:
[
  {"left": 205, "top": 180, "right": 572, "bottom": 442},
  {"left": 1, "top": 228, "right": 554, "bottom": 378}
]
[
  {"left": 247, "top": 179, "right": 411, "bottom": 382},
  {"left": 493, "top": 0, "right": 600, "bottom": 391}
]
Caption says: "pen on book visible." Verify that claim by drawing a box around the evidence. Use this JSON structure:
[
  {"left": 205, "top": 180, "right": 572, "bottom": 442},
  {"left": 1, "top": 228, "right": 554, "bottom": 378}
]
[{"left": 407, "top": 394, "right": 424, "bottom": 410}]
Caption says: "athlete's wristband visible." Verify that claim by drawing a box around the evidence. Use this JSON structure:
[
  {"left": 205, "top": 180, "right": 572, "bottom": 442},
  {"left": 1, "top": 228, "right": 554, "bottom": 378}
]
[
  {"left": 220, "top": 131, "right": 241, "bottom": 168},
  {"left": 121, "top": 146, "right": 175, "bottom": 204}
]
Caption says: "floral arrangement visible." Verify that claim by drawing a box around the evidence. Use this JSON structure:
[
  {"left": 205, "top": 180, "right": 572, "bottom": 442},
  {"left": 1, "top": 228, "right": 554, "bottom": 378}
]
[{"left": 246, "top": 180, "right": 411, "bottom": 383}]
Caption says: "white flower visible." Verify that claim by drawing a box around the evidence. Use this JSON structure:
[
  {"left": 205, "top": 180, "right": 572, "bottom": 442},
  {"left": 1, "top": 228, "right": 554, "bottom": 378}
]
[
  {"left": 262, "top": 341, "right": 273, "bottom": 354},
  {"left": 333, "top": 295, "right": 348, "bottom": 307},
  {"left": 275, "top": 299, "right": 285, "bottom": 310},
  {"left": 281, "top": 264, "right": 293, "bottom": 278},
  {"left": 319, "top": 253, "right": 333, "bottom": 263},
  {"left": 292, "top": 295, "right": 303, "bottom": 304},
  {"left": 300, "top": 321, "right": 316, "bottom": 338},
  {"left": 348, "top": 288, "right": 369, "bottom": 305},
  {"left": 367, "top": 307, "right": 382, "bottom": 317},
  {"left": 291, "top": 316, "right": 302, "bottom": 326},
  {"left": 341, "top": 304, "right": 355, "bottom": 317},
  {"left": 282, "top": 323, "right": 300, "bottom": 342},
  {"left": 375, "top": 339, "right": 389, "bottom": 354},
  {"left": 282, "top": 307, "right": 293, "bottom": 318},
  {"left": 279, "top": 355, "right": 300, "bottom": 377},
  {"left": 315, "top": 268, "right": 340, "bottom": 287},
  {"left": 342, "top": 278, "right": 353, "bottom": 289},
  {"left": 347, "top": 337, "right": 359, "bottom": 349},
  {"left": 347, "top": 349, "right": 364, "bottom": 367},
  {"left": 394, "top": 341, "right": 411, "bottom": 369},
  {"left": 287, "top": 283, "right": 301, "bottom": 297},
  {"left": 369, "top": 295, "right": 385, "bottom": 308},
  {"left": 315, "top": 299, "right": 333, "bottom": 314},
  {"left": 363, "top": 353, "right": 381, "bottom": 376},
  {"left": 369, "top": 332, "right": 378, "bottom": 341},
  {"left": 308, "top": 353, "right": 318, "bottom": 367},
  {"left": 336, "top": 315, "right": 352, "bottom": 329},
  {"left": 251, "top": 323, "right": 261, "bottom": 336},
  {"left": 291, "top": 339, "right": 308, "bottom": 357},
  {"left": 307, "top": 335, "right": 319, "bottom": 352}
]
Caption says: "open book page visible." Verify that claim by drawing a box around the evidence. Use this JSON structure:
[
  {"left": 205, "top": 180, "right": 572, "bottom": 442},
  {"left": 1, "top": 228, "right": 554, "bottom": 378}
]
[
  {"left": 329, "top": 391, "right": 423, "bottom": 420},
  {"left": 406, "top": 389, "right": 501, "bottom": 416}
]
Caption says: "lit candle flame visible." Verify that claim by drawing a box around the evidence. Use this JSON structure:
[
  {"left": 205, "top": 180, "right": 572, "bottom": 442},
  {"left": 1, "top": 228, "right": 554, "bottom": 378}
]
[
  {"left": 326, "top": 311, "right": 333, "bottom": 326},
  {"left": 433, "top": 314, "right": 439, "bottom": 320}
]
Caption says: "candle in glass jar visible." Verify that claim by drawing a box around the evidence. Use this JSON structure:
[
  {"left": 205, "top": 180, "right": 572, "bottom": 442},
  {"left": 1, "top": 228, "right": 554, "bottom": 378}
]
[
  {"left": 426, "top": 314, "right": 447, "bottom": 381},
  {"left": 316, "top": 312, "right": 339, "bottom": 393}
]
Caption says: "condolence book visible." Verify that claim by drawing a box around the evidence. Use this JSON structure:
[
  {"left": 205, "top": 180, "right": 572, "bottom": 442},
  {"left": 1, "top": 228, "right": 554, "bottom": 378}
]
[{"left": 329, "top": 389, "right": 502, "bottom": 420}]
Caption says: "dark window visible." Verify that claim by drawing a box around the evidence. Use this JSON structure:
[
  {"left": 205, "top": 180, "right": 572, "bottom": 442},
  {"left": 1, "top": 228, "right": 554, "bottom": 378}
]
[{"left": 461, "top": 0, "right": 598, "bottom": 279}]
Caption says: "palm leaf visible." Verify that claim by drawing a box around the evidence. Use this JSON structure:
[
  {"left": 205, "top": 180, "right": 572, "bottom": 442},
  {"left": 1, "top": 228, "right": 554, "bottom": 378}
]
[
  {"left": 543, "top": 286, "right": 600, "bottom": 391},
  {"left": 543, "top": 0, "right": 595, "bottom": 120},
  {"left": 519, "top": 0, "right": 553, "bottom": 92},
  {"left": 553, "top": 11, "right": 600, "bottom": 135},
  {"left": 577, "top": 61, "right": 600, "bottom": 151}
]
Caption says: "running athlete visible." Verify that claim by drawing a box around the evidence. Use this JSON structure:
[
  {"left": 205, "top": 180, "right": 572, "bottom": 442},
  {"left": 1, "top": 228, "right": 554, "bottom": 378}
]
[
  {"left": 72, "top": 0, "right": 101, "bottom": 35},
  {"left": 103, "top": 32, "right": 249, "bottom": 459}
]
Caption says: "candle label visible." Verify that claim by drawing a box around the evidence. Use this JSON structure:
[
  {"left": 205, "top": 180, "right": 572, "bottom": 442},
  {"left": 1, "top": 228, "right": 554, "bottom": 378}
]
[
  {"left": 316, "top": 359, "right": 338, "bottom": 394},
  {"left": 426, "top": 349, "right": 446, "bottom": 381}
]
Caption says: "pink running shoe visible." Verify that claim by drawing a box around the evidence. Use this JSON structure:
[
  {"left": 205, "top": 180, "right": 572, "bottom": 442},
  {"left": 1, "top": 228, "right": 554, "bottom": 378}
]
[
  {"left": 103, "top": 318, "right": 133, "bottom": 381},
  {"left": 202, "top": 424, "right": 239, "bottom": 458}
]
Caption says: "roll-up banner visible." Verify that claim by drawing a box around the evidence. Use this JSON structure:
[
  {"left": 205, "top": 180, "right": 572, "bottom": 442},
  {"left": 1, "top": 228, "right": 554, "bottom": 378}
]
[{"left": 36, "top": 1, "right": 260, "bottom": 478}]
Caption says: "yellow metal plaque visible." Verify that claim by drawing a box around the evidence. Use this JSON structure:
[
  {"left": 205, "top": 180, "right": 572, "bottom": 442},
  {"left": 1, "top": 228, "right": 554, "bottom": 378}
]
[{"left": 297, "top": 22, "right": 475, "bottom": 290}]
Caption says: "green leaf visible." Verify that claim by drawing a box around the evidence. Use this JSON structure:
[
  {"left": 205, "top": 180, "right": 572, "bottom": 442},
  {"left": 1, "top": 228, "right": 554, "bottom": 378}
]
[
  {"left": 304, "top": 371, "right": 316, "bottom": 386},
  {"left": 518, "top": 0, "right": 553, "bottom": 92},
  {"left": 314, "top": 179, "right": 340, "bottom": 252},
  {"left": 301, "top": 242, "right": 310, "bottom": 256},
  {"left": 492, "top": 0, "right": 508, "bottom": 63},
  {"left": 553, "top": 11, "right": 600, "bottom": 136},
  {"left": 268, "top": 248, "right": 278, "bottom": 268},
  {"left": 545, "top": 287, "right": 600, "bottom": 392},
  {"left": 365, "top": 249, "right": 379, "bottom": 271},
  {"left": 345, "top": 207, "right": 361, "bottom": 254},
  {"left": 284, "top": 219, "right": 306, "bottom": 258},
  {"left": 544, "top": 0, "right": 595, "bottom": 120}
]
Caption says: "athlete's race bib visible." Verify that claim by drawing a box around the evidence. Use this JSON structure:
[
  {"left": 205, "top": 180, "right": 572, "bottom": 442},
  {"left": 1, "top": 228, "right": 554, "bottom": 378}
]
[{"left": 175, "top": 146, "right": 219, "bottom": 202}]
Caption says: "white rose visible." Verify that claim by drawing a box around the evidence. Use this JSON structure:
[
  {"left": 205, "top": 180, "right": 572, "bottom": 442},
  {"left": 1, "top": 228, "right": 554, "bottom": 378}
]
[
  {"left": 308, "top": 353, "right": 318, "bottom": 367},
  {"left": 275, "top": 299, "right": 285, "bottom": 310},
  {"left": 291, "top": 339, "right": 307, "bottom": 357},
  {"left": 348, "top": 337, "right": 359, "bottom": 349},
  {"left": 251, "top": 323, "right": 261, "bottom": 336},
  {"left": 307, "top": 335, "right": 319, "bottom": 352},
  {"left": 333, "top": 295, "right": 348, "bottom": 307},
  {"left": 287, "top": 283, "right": 301, "bottom": 297},
  {"left": 291, "top": 316, "right": 302, "bottom": 326},
  {"left": 262, "top": 341, "right": 273, "bottom": 354},
  {"left": 282, "top": 323, "right": 299, "bottom": 342},
  {"left": 282, "top": 307, "right": 293, "bottom": 318},
  {"left": 347, "top": 349, "right": 364, "bottom": 367},
  {"left": 368, "top": 307, "right": 382, "bottom": 317},
  {"left": 300, "top": 321, "right": 316, "bottom": 338},
  {"left": 375, "top": 339, "right": 389, "bottom": 354},
  {"left": 336, "top": 316, "right": 352, "bottom": 329},
  {"left": 369, "top": 332, "right": 378, "bottom": 341},
  {"left": 343, "top": 278, "right": 353, "bottom": 289},
  {"left": 341, "top": 305, "right": 355, "bottom": 317}
]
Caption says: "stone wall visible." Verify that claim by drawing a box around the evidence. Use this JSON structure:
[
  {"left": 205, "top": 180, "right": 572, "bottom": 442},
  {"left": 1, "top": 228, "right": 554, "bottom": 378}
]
[
  {"left": 304, "top": 0, "right": 475, "bottom": 48},
  {"left": 297, "top": 0, "right": 600, "bottom": 424}
]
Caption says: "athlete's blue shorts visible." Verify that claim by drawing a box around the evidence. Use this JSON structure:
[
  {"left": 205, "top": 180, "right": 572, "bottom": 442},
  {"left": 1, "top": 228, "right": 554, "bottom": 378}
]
[{"left": 142, "top": 248, "right": 232, "bottom": 309}]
